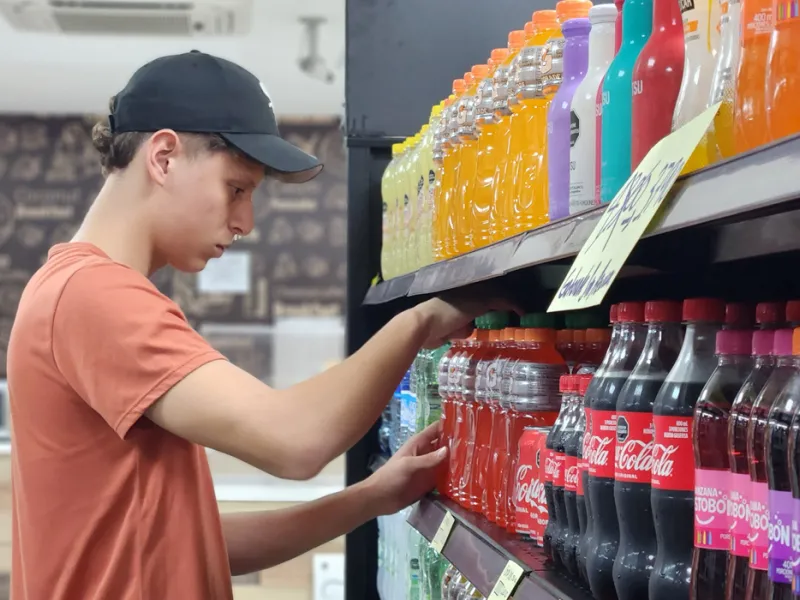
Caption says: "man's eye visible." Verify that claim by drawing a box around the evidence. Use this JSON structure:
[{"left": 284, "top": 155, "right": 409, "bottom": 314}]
[{"left": 230, "top": 186, "right": 244, "bottom": 196}]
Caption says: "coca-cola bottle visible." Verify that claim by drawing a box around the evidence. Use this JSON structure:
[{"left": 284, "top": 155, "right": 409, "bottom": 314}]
[
  {"left": 544, "top": 375, "right": 573, "bottom": 567},
  {"left": 560, "top": 376, "right": 583, "bottom": 577},
  {"left": 650, "top": 298, "right": 726, "bottom": 600},
  {"left": 576, "top": 373, "right": 595, "bottom": 585},
  {"left": 755, "top": 301, "right": 785, "bottom": 330},
  {"left": 692, "top": 329, "right": 755, "bottom": 600},
  {"left": 745, "top": 329, "right": 796, "bottom": 600},
  {"left": 613, "top": 300, "right": 683, "bottom": 600},
  {"left": 580, "top": 304, "right": 623, "bottom": 583},
  {"left": 786, "top": 301, "right": 800, "bottom": 328},
  {"left": 764, "top": 338, "right": 800, "bottom": 600},
  {"left": 586, "top": 301, "right": 647, "bottom": 600},
  {"left": 725, "top": 329, "right": 777, "bottom": 600}
]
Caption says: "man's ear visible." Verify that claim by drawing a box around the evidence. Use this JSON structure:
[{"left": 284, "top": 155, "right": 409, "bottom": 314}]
[{"left": 144, "top": 129, "right": 182, "bottom": 186}]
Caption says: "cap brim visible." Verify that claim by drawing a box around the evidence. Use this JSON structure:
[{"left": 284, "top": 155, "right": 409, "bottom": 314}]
[{"left": 220, "top": 132, "right": 324, "bottom": 184}]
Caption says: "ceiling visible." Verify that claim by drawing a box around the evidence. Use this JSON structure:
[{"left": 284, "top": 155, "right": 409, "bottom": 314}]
[{"left": 0, "top": 0, "right": 345, "bottom": 118}]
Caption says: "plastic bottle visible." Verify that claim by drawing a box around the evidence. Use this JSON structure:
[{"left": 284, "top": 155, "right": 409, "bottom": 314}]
[
  {"left": 630, "top": 0, "right": 686, "bottom": 168},
  {"left": 417, "top": 106, "right": 442, "bottom": 269},
  {"left": 406, "top": 131, "right": 425, "bottom": 272},
  {"left": 575, "top": 328, "right": 613, "bottom": 373},
  {"left": 433, "top": 96, "right": 454, "bottom": 262},
  {"left": 691, "top": 329, "right": 754, "bottom": 600},
  {"left": 707, "top": 0, "right": 742, "bottom": 160},
  {"left": 381, "top": 144, "right": 400, "bottom": 280},
  {"left": 569, "top": 4, "right": 618, "bottom": 215},
  {"left": 490, "top": 29, "right": 527, "bottom": 244},
  {"left": 616, "top": 0, "right": 626, "bottom": 50},
  {"left": 586, "top": 302, "right": 648, "bottom": 600},
  {"left": 787, "top": 373, "right": 800, "bottom": 598},
  {"left": 734, "top": 0, "right": 773, "bottom": 153},
  {"left": 454, "top": 69, "right": 482, "bottom": 257},
  {"left": 565, "top": 374, "right": 592, "bottom": 581},
  {"left": 725, "top": 329, "right": 776, "bottom": 600},
  {"left": 556, "top": 375, "right": 583, "bottom": 575},
  {"left": 650, "top": 298, "right": 725, "bottom": 600},
  {"left": 673, "top": 0, "right": 720, "bottom": 174},
  {"left": 437, "top": 339, "right": 463, "bottom": 497},
  {"left": 472, "top": 49, "right": 509, "bottom": 251},
  {"left": 575, "top": 373, "right": 595, "bottom": 584},
  {"left": 442, "top": 80, "right": 467, "bottom": 260},
  {"left": 514, "top": 11, "right": 561, "bottom": 235},
  {"left": 548, "top": 13, "right": 593, "bottom": 221},
  {"left": 600, "top": 0, "right": 654, "bottom": 202},
  {"left": 765, "top": 0, "right": 800, "bottom": 143},
  {"left": 745, "top": 329, "right": 795, "bottom": 600},
  {"left": 613, "top": 300, "right": 684, "bottom": 600}
]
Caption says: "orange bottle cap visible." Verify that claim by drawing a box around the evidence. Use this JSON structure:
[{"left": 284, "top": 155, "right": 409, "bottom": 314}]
[
  {"left": 489, "top": 330, "right": 503, "bottom": 342},
  {"left": 491, "top": 48, "right": 509, "bottom": 63},
  {"left": 532, "top": 9, "right": 559, "bottom": 26},
  {"left": 453, "top": 79, "right": 467, "bottom": 94},
  {"left": 503, "top": 327, "right": 517, "bottom": 340},
  {"left": 524, "top": 20, "right": 536, "bottom": 37},
  {"left": 515, "top": 328, "right": 527, "bottom": 342},
  {"left": 573, "top": 330, "right": 587, "bottom": 344},
  {"left": 526, "top": 328, "right": 557, "bottom": 345},
  {"left": 793, "top": 327, "right": 800, "bottom": 355},
  {"left": 556, "top": 0, "right": 593, "bottom": 21},
  {"left": 586, "top": 328, "right": 611, "bottom": 344},
  {"left": 508, "top": 29, "right": 526, "bottom": 49},
  {"left": 556, "top": 329, "right": 574, "bottom": 344},
  {"left": 464, "top": 72, "right": 475, "bottom": 87},
  {"left": 472, "top": 64, "right": 489, "bottom": 79}
]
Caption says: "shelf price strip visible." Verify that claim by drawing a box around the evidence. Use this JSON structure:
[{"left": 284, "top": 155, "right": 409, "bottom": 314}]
[
  {"left": 548, "top": 102, "right": 722, "bottom": 313},
  {"left": 487, "top": 560, "right": 526, "bottom": 600},
  {"left": 429, "top": 510, "right": 456, "bottom": 554}
]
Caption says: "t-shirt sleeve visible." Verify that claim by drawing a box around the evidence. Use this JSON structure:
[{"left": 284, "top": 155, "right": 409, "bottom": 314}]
[{"left": 51, "top": 262, "right": 226, "bottom": 439}]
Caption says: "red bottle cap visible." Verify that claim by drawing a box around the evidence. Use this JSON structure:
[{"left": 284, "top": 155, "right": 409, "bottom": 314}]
[
  {"left": 578, "top": 374, "right": 593, "bottom": 396},
  {"left": 756, "top": 301, "right": 786, "bottom": 326},
  {"left": 567, "top": 375, "right": 580, "bottom": 392},
  {"left": 725, "top": 302, "right": 754, "bottom": 328},
  {"left": 644, "top": 300, "right": 682, "bottom": 323},
  {"left": 617, "top": 302, "right": 645, "bottom": 323},
  {"left": 775, "top": 329, "right": 794, "bottom": 356},
  {"left": 610, "top": 304, "right": 619, "bottom": 323},
  {"left": 787, "top": 301, "right": 800, "bottom": 324},
  {"left": 716, "top": 330, "right": 753, "bottom": 355},
  {"left": 682, "top": 298, "right": 725, "bottom": 323},
  {"left": 559, "top": 374, "right": 572, "bottom": 393}
]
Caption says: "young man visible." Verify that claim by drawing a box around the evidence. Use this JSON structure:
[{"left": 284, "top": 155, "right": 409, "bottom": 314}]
[{"left": 5, "top": 51, "right": 492, "bottom": 599}]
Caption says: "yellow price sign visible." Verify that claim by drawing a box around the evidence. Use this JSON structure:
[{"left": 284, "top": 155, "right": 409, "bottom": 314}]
[
  {"left": 487, "top": 560, "right": 525, "bottom": 600},
  {"left": 548, "top": 102, "right": 722, "bottom": 313},
  {"left": 430, "top": 511, "right": 455, "bottom": 554}
]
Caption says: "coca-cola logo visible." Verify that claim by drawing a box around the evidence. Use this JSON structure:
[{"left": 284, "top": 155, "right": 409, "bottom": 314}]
[
  {"left": 545, "top": 456, "right": 558, "bottom": 478},
  {"left": 566, "top": 465, "right": 579, "bottom": 488},
  {"left": 515, "top": 465, "right": 547, "bottom": 509},
  {"left": 586, "top": 436, "right": 612, "bottom": 467},
  {"left": 652, "top": 444, "right": 678, "bottom": 479},
  {"left": 617, "top": 439, "right": 655, "bottom": 473},
  {"left": 617, "top": 416, "right": 629, "bottom": 443}
]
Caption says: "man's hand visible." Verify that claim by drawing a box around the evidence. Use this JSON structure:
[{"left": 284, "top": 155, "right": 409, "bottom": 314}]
[{"left": 364, "top": 421, "right": 448, "bottom": 516}]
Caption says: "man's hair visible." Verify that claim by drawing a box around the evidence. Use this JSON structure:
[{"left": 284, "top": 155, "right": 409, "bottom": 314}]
[{"left": 91, "top": 96, "right": 230, "bottom": 177}]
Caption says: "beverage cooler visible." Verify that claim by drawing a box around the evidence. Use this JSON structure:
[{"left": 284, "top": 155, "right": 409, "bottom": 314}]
[{"left": 343, "top": 1, "right": 800, "bottom": 600}]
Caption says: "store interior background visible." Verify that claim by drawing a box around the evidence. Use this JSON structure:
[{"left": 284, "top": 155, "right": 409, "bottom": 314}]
[{"left": 0, "top": 1, "right": 347, "bottom": 598}]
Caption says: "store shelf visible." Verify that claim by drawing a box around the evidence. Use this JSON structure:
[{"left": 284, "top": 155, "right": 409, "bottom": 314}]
[
  {"left": 408, "top": 495, "right": 593, "bottom": 600},
  {"left": 364, "top": 134, "right": 800, "bottom": 305}
]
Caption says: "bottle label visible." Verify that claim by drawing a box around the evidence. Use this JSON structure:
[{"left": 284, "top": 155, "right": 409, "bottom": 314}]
[
  {"left": 578, "top": 407, "right": 591, "bottom": 495},
  {"left": 544, "top": 448, "right": 556, "bottom": 484},
  {"left": 540, "top": 38, "right": 565, "bottom": 96},
  {"left": 652, "top": 415, "right": 695, "bottom": 491},
  {"left": 768, "top": 489, "right": 794, "bottom": 584},
  {"left": 729, "top": 472, "right": 752, "bottom": 557},
  {"left": 587, "top": 409, "right": 616, "bottom": 479},
  {"left": 793, "top": 503, "right": 800, "bottom": 589},
  {"left": 775, "top": 0, "right": 798, "bottom": 23},
  {"left": 614, "top": 411, "right": 655, "bottom": 484},
  {"left": 694, "top": 468, "right": 732, "bottom": 551},
  {"left": 565, "top": 455, "right": 579, "bottom": 492},
  {"left": 750, "top": 481, "right": 769, "bottom": 570},
  {"left": 743, "top": 1, "right": 774, "bottom": 38},
  {"left": 553, "top": 452, "right": 566, "bottom": 488},
  {"left": 427, "top": 169, "right": 436, "bottom": 212}
]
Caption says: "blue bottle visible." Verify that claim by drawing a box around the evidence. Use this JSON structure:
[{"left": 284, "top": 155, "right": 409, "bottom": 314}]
[{"left": 599, "top": 0, "right": 654, "bottom": 203}]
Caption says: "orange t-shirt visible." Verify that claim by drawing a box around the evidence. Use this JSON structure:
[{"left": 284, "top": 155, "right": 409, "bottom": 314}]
[{"left": 6, "top": 242, "right": 233, "bottom": 600}]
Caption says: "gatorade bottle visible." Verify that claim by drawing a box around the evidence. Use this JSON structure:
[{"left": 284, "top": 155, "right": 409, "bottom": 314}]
[
  {"left": 381, "top": 144, "right": 399, "bottom": 280},
  {"left": 442, "top": 80, "right": 466, "bottom": 259},
  {"left": 547, "top": 11, "right": 592, "bottom": 221},
  {"left": 419, "top": 105, "right": 443, "bottom": 269},
  {"left": 734, "top": 0, "right": 773, "bottom": 153},
  {"left": 600, "top": 0, "right": 654, "bottom": 202},
  {"left": 673, "top": 0, "right": 720, "bottom": 174},
  {"left": 765, "top": 0, "right": 800, "bottom": 143},
  {"left": 630, "top": 0, "right": 686, "bottom": 168},
  {"left": 707, "top": 0, "right": 742, "bottom": 160},
  {"left": 514, "top": 11, "right": 561, "bottom": 234},
  {"left": 491, "top": 29, "right": 528, "bottom": 243},
  {"left": 404, "top": 132, "right": 423, "bottom": 273},
  {"left": 473, "top": 51, "right": 508, "bottom": 250},
  {"left": 454, "top": 70, "right": 480, "bottom": 257},
  {"left": 432, "top": 96, "right": 453, "bottom": 261},
  {"left": 393, "top": 139, "right": 410, "bottom": 275},
  {"left": 569, "top": 3, "right": 618, "bottom": 215}
]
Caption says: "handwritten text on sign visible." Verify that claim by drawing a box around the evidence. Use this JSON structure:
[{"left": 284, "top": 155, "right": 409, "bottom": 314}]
[{"left": 548, "top": 103, "right": 721, "bottom": 312}]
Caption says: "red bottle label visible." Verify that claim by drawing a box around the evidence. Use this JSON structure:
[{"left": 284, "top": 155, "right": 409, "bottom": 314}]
[
  {"left": 651, "top": 415, "right": 695, "bottom": 491},
  {"left": 615, "top": 411, "right": 655, "bottom": 484},
  {"left": 587, "top": 409, "right": 616, "bottom": 479},
  {"left": 565, "top": 455, "right": 579, "bottom": 492},
  {"left": 578, "top": 407, "right": 591, "bottom": 496},
  {"left": 553, "top": 452, "right": 566, "bottom": 488},
  {"left": 544, "top": 448, "right": 556, "bottom": 483}
]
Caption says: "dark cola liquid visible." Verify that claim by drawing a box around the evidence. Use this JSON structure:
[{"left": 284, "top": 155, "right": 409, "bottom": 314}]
[
  {"left": 614, "top": 376, "right": 671, "bottom": 600},
  {"left": 580, "top": 386, "right": 597, "bottom": 584},
  {"left": 587, "top": 374, "right": 630, "bottom": 600},
  {"left": 554, "top": 400, "right": 577, "bottom": 572},
  {"left": 544, "top": 405, "right": 568, "bottom": 567},
  {"left": 564, "top": 400, "right": 585, "bottom": 579},
  {"left": 650, "top": 380, "right": 707, "bottom": 600}
]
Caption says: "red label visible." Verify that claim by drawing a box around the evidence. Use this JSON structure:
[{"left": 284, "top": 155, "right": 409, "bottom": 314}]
[
  {"left": 587, "top": 409, "right": 616, "bottom": 479},
  {"left": 652, "top": 415, "right": 695, "bottom": 491},
  {"left": 565, "top": 455, "right": 579, "bottom": 492},
  {"left": 544, "top": 448, "right": 555, "bottom": 483},
  {"left": 514, "top": 430, "right": 548, "bottom": 538},
  {"left": 615, "top": 411, "right": 655, "bottom": 484},
  {"left": 553, "top": 452, "right": 566, "bottom": 488},
  {"left": 578, "top": 407, "right": 591, "bottom": 496}
]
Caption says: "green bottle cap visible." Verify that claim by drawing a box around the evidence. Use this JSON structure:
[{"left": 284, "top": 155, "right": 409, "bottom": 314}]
[
  {"left": 484, "top": 310, "right": 510, "bottom": 329},
  {"left": 520, "top": 313, "right": 558, "bottom": 329}
]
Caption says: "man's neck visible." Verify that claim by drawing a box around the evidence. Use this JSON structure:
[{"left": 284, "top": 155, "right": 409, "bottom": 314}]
[{"left": 71, "top": 174, "right": 162, "bottom": 276}]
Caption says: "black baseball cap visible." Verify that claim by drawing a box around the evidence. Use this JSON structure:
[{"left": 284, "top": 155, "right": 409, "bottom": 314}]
[{"left": 108, "top": 50, "right": 323, "bottom": 184}]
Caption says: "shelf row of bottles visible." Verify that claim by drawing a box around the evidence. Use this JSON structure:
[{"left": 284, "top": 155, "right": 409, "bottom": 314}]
[{"left": 380, "top": 0, "right": 800, "bottom": 279}]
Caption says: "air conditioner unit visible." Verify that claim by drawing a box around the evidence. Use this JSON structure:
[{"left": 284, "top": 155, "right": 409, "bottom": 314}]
[{"left": 0, "top": 0, "right": 253, "bottom": 37}]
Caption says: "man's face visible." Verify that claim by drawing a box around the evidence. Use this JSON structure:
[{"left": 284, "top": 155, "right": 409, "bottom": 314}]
[{"left": 148, "top": 137, "right": 265, "bottom": 273}]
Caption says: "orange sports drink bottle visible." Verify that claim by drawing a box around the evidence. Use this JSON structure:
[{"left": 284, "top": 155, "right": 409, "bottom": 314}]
[
  {"left": 734, "top": 0, "right": 774, "bottom": 153},
  {"left": 472, "top": 49, "right": 509, "bottom": 250},
  {"left": 766, "top": 0, "right": 800, "bottom": 142},
  {"left": 453, "top": 68, "right": 482, "bottom": 256},
  {"left": 433, "top": 95, "right": 455, "bottom": 261},
  {"left": 441, "top": 80, "right": 467, "bottom": 259}
]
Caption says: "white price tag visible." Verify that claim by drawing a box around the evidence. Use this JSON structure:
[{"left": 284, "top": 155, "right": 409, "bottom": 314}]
[
  {"left": 486, "top": 561, "right": 525, "bottom": 600},
  {"left": 429, "top": 511, "right": 455, "bottom": 554}
]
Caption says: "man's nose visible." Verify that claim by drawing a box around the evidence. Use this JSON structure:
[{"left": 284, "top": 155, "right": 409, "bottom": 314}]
[{"left": 231, "top": 198, "right": 254, "bottom": 236}]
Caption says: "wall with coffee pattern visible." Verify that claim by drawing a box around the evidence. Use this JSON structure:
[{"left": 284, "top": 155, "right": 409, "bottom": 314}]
[{"left": 0, "top": 115, "right": 347, "bottom": 378}]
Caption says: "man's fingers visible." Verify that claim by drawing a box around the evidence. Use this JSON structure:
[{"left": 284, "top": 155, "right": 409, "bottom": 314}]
[
  {"left": 412, "top": 445, "right": 448, "bottom": 469},
  {"left": 410, "top": 420, "right": 443, "bottom": 452}
]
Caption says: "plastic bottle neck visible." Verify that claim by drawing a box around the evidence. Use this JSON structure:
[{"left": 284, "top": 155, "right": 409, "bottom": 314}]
[
  {"left": 652, "top": 0, "right": 682, "bottom": 29},
  {"left": 717, "top": 353, "right": 753, "bottom": 367}
]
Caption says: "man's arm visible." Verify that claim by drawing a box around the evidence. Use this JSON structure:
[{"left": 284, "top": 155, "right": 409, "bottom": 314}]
[
  {"left": 222, "top": 422, "right": 446, "bottom": 575},
  {"left": 146, "top": 298, "right": 483, "bottom": 480}
]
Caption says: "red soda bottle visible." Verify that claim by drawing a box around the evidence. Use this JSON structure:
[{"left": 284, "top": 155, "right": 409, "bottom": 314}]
[{"left": 437, "top": 337, "right": 466, "bottom": 497}]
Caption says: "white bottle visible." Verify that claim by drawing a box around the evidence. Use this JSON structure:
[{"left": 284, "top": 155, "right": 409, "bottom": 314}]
[
  {"left": 568, "top": 3, "right": 618, "bottom": 215},
  {"left": 673, "top": 0, "right": 722, "bottom": 128}
]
